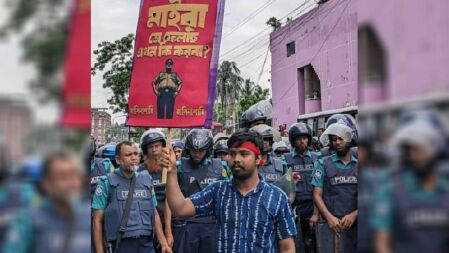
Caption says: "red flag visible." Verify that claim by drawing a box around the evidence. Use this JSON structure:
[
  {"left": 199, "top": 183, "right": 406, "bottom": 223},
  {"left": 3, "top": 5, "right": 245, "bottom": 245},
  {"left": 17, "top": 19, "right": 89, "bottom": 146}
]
[
  {"left": 127, "top": 0, "right": 225, "bottom": 128},
  {"left": 60, "top": 0, "right": 91, "bottom": 129}
]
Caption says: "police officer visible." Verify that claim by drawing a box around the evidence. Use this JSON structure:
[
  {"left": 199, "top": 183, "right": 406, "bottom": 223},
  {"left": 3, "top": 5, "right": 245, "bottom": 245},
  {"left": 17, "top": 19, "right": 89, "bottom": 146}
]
[
  {"left": 284, "top": 123, "right": 319, "bottom": 253},
  {"left": 372, "top": 119, "right": 449, "bottom": 253},
  {"left": 138, "top": 130, "right": 174, "bottom": 252},
  {"left": 0, "top": 145, "right": 37, "bottom": 249},
  {"left": 319, "top": 114, "right": 358, "bottom": 159},
  {"left": 91, "top": 143, "right": 116, "bottom": 198},
  {"left": 92, "top": 141, "right": 169, "bottom": 253},
  {"left": 272, "top": 141, "right": 290, "bottom": 158},
  {"left": 152, "top": 58, "right": 183, "bottom": 119},
  {"left": 312, "top": 121, "right": 358, "bottom": 253},
  {"left": 250, "top": 124, "right": 286, "bottom": 184},
  {"left": 240, "top": 107, "right": 267, "bottom": 128},
  {"left": 3, "top": 152, "right": 90, "bottom": 253},
  {"left": 171, "top": 140, "right": 184, "bottom": 161},
  {"left": 173, "top": 129, "right": 229, "bottom": 253},
  {"left": 213, "top": 138, "right": 230, "bottom": 162}
]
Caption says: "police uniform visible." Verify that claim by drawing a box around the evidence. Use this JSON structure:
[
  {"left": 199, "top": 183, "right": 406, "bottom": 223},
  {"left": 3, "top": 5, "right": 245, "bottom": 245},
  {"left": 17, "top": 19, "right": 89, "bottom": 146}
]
[
  {"left": 284, "top": 149, "right": 318, "bottom": 253},
  {"left": 138, "top": 164, "right": 166, "bottom": 221},
  {"left": 2, "top": 199, "right": 90, "bottom": 253},
  {"left": 153, "top": 71, "right": 182, "bottom": 119},
  {"left": 92, "top": 169, "right": 158, "bottom": 253},
  {"left": 90, "top": 157, "right": 115, "bottom": 197},
  {"left": 311, "top": 153, "right": 358, "bottom": 253},
  {"left": 358, "top": 168, "right": 387, "bottom": 253},
  {"left": 0, "top": 183, "right": 37, "bottom": 248},
  {"left": 173, "top": 157, "right": 228, "bottom": 253},
  {"left": 258, "top": 154, "right": 285, "bottom": 184},
  {"left": 371, "top": 171, "right": 449, "bottom": 253}
]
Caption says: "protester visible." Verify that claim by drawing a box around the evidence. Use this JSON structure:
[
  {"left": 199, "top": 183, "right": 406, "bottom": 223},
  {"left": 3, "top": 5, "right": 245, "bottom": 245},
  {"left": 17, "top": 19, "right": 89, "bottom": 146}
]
[{"left": 163, "top": 130, "right": 297, "bottom": 252}]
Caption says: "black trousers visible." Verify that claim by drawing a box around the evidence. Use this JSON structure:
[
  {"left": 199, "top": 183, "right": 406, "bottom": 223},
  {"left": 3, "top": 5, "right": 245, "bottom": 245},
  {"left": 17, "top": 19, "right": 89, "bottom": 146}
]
[
  {"left": 157, "top": 89, "right": 176, "bottom": 119},
  {"left": 173, "top": 222, "right": 217, "bottom": 253},
  {"left": 110, "top": 236, "right": 155, "bottom": 253}
]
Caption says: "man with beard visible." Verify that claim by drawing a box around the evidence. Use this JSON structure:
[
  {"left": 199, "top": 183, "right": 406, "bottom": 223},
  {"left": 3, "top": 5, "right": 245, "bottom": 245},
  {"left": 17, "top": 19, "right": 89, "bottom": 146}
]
[
  {"left": 372, "top": 119, "right": 449, "bottom": 253},
  {"left": 152, "top": 58, "right": 183, "bottom": 119},
  {"left": 3, "top": 152, "right": 90, "bottom": 253},
  {"left": 312, "top": 122, "right": 358, "bottom": 253},
  {"left": 163, "top": 130, "right": 297, "bottom": 253},
  {"left": 170, "top": 129, "right": 229, "bottom": 253},
  {"left": 171, "top": 140, "right": 184, "bottom": 161},
  {"left": 284, "top": 123, "right": 319, "bottom": 253},
  {"left": 92, "top": 141, "right": 168, "bottom": 253},
  {"left": 138, "top": 130, "right": 174, "bottom": 253},
  {"left": 318, "top": 114, "right": 358, "bottom": 159}
]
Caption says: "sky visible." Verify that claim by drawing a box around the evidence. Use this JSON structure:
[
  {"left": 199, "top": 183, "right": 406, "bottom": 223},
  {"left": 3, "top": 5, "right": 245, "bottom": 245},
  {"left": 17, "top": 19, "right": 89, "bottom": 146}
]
[{"left": 91, "top": 0, "right": 315, "bottom": 124}]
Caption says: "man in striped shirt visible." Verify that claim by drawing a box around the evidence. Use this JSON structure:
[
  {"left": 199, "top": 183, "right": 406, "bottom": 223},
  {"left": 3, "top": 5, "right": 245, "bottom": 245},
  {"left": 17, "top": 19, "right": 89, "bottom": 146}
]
[{"left": 162, "top": 130, "right": 297, "bottom": 253}]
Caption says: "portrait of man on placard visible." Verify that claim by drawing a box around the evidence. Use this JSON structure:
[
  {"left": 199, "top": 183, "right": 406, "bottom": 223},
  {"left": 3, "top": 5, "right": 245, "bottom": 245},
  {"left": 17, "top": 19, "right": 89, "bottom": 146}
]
[{"left": 152, "top": 58, "right": 183, "bottom": 119}]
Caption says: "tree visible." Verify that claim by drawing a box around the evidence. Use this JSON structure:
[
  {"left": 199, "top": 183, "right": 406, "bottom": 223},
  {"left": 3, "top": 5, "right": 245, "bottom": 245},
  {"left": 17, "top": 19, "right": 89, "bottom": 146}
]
[
  {"left": 215, "top": 61, "right": 243, "bottom": 127},
  {"left": 0, "top": 0, "right": 69, "bottom": 103},
  {"left": 266, "top": 17, "right": 281, "bottom": 31},
  {"left": 91, "top": 34, "right": 134, "bottom": 114},
  {"left": 238, "top": 84, "right": 270, "bottom": 117},
  {"left": 241, "top": 78, "right": 255, "bottom": 97},
  {"left": 216, "top": 61, "right": 243, "bottom": 108}
]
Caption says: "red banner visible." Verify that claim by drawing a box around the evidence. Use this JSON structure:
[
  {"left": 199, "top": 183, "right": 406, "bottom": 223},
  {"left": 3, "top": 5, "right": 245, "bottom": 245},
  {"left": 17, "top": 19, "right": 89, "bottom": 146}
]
[
  {"left": 60, "top": 0, "right": 91, "bottom": 129},
  {"left": 127, "top": 0, "right": 225, "bottom": 128}
]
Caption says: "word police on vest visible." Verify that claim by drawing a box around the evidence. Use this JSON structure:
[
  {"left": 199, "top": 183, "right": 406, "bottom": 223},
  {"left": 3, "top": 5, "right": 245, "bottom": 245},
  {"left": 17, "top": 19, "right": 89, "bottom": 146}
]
[
  {"left": 190, "top": 177, "right": 217, "bottom": 185},
  {"left": 330, "top": 176, "right": 358, "bottom": 185},
  {"left": 261, "top": 173, "right": 281, "bottom": 181},
  {"left": 405, "top": 209, "right": 449, "bottom": 227},
  {"left": 121, "top": 190, "right": 148, "bottom": 198},
  {"left": 291, "top": 164, "right": 314, "bottom": 172},
  {"left": 153, "top": 179, "right": 164, "bottom": 186}
]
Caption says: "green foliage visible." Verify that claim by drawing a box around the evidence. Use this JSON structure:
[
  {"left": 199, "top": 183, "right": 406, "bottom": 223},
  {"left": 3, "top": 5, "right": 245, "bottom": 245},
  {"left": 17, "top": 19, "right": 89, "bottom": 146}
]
[
  {"left": 0, "top": 0, "right": 68, "bottom": 103},
  {"left": 214, "top": 62, "right": 270, "bottom": 128},
  {"left": 266, "top": 17, "right": 282, "bottom": 31},
  {"left": 91, "top": 34, "right": 135, "bottom": 114}
]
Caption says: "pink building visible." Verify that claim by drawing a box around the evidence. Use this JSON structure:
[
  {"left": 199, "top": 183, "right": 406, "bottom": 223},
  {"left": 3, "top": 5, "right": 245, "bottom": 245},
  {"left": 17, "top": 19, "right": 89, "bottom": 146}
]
[
  {"left": 358, "top": 0, "right": 449, "bottom": 106},
  {"left": 270, "top": 0, "right": 357, "bottom": 132}
]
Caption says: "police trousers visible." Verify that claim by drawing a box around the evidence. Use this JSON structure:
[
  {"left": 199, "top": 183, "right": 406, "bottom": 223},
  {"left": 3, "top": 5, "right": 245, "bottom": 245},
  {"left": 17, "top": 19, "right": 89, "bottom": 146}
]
[
  {"left": 110, "top": 236, "right": 155, "bottom": 253},
  {"left": 173, "top": 222, "right": 217, "bottom": 253},
  {"left": 157, "top": 89, "right": 176, "bottom": 119},
  {"left": 315, "top": 221, "right": 357, "bottom": 253}
]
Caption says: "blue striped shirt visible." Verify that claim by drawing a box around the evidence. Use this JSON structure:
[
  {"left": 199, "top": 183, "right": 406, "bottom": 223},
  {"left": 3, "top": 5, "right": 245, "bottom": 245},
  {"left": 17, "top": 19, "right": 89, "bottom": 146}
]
[{"left": 190, "top": 176, "right": 297, "bottom": 253}]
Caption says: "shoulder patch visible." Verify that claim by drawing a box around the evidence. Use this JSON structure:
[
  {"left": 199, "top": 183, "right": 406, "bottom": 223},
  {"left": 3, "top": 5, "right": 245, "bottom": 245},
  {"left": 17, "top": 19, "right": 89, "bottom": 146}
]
[
  {"left": 315, "top": 171, "right": 322, "bottom": 180},
  {"left": 95, "top": 185, "right": 104, "bottom": 196}
]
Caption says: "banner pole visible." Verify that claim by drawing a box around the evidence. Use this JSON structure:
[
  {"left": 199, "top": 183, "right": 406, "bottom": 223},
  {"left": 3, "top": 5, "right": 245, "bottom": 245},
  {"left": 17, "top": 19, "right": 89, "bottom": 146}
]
[{"left": 162, "top": 128, "right": 173, "bottom": 184}]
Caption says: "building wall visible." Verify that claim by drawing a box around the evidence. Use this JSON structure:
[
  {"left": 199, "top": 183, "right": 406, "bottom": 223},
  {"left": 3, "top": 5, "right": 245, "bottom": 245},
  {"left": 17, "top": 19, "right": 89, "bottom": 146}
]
[
  {"left": 270, "top": 0, "right": 357, "bottom": 129},
  {"left": 358, "top": 0, "right": 449, "bottom": 105},
  {"left": 0, "top": 98, "right": 33, "bottom": 164},
  {"left": 91, "top": 109, "right": 112, "bottom": 146}
]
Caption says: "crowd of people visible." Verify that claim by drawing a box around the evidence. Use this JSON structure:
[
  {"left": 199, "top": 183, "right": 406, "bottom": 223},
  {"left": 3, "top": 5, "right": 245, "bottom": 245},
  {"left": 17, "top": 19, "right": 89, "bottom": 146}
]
[
  {"left": 0, "top": 105, "right": 447, "bottom": 253},
  {"left": 90, "top": 106, "right": 361, "bottom": 253}
]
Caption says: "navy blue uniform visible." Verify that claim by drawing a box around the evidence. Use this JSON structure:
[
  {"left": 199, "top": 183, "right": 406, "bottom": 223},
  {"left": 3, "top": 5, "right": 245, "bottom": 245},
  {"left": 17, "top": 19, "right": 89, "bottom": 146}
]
[{"left": 174, "top": 157, "right": 227, "bottom": 253}]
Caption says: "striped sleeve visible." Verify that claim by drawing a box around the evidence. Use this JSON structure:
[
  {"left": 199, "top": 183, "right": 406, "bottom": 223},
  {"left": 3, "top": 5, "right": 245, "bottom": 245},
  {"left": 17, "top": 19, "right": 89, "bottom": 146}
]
[
  {"left": 190, "top": 181, "right": 219, "bottom": 217},
  {"left": 274, "top": 191, "right": 297, "bottom": 240}
]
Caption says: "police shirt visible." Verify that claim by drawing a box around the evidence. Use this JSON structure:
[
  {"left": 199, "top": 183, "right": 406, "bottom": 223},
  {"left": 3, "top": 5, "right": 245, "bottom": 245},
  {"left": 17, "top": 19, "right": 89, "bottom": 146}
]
[
  {"left": 311, "top": 153, "right": 358, "bottom": 188},
  {"left": 190, "top": 176, "right": 297, "bottom": 253},
  {"left": 92, "top": 169, "right": 157, "bottom": 210},
  {"left": 2, "top": 199, "right": 90, "bottom": 253},
  {"left": 176, "top": 158, "right": 231, "bottom": 183},
  {"left": 370, "top": 170, "right": 449, "bottom": 231}
]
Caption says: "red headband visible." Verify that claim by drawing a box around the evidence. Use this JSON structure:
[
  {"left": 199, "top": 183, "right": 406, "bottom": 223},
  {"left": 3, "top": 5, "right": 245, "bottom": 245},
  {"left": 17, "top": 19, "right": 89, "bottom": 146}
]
[{"left": 235, "top": 141, "right": 261, "bottom": 156}]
